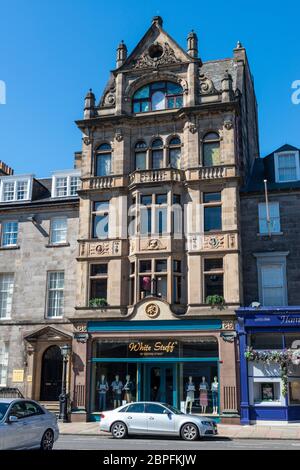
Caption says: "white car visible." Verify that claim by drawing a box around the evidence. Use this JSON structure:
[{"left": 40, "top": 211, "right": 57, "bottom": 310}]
[
  {"left": 0, "top": 398, "right": 59, "bottom": 450},
  {"left": 99, "top": 402, "right": 217, "bottom": 441}
]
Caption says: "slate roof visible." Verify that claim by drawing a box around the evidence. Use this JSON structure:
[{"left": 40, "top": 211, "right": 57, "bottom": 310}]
[
  {"left": 241, "top": 144, "right": 300, "bottom": 193},
  {"left": 200, "top": 59, "right": 238, "bottom": 91}
]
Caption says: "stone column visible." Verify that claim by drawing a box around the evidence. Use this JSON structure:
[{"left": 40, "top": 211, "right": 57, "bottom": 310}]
[{"left": 70, "top": 332, "right": 89, "bottom": 422}]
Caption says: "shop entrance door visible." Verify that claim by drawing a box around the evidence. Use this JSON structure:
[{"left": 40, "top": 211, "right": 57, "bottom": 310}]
[{"left": 143, "top": 364, "right": 177, "bottom": 406}]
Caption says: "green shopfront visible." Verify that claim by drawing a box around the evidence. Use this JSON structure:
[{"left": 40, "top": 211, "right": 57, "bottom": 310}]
[{"left": 86, "top": 320, "right": 239, "bottom": 422}]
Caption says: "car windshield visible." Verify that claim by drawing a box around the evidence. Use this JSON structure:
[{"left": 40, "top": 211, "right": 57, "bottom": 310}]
[
  {"left": 162, "top": 404, "right": 184, "bottom": 415},
  {"left": 0, "top": 403, "right": 10, "bottom": 420}
]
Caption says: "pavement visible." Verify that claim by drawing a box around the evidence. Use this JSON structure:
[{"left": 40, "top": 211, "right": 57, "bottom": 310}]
[{"left": 58, "top": 421, "right": 300, "bottom": 440}]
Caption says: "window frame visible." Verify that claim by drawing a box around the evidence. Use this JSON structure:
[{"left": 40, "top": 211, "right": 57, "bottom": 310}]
[
  {"left": 203, "top": 191, "right": 222, "bottom": 233},
  {"left": 46, "top": 271, "right": 65, "bottom": 318},
  {"left": 202, "top": 132, "right": 221, "bottom": 167},
  {"left": 168, "top": 136, "right": 182, "bottom": 169},
  {"left": 0, "top": 273, "right": 14, "bottom": 320},
  {"left": 1, "top": 221, "right": 19, "bottom": 247},
  {"left": 52, "top": 173, "right": 81, "bottom": 198},
  {"left": 203, "top": 257, "right": 224, "bottom": 301},
  {"left": 91, "top": 200, "right": 110, "bottom": 239},
  {"left": 258, "top": 202, "right": 281, "bottom": 235},
  {"left": 50, "top": 217, "right": 68, "bottom": 245},
  {"left": 95, "top": 143, "right": 112, "bottom": 177},
  {"left": 0, "top": 177, "right": 32, "bottom": 202},
  {"left": 254, "top": 252, "right": 288, "bottom": 307},
  {"left": 89, "top": 263, "right": 108, "bottom": 305},
  {"left": 274, "top": 151, "right": 300, "bottom": 183},
  {"left": 132, "top": 81, "right": 183, "bottom": 114}
]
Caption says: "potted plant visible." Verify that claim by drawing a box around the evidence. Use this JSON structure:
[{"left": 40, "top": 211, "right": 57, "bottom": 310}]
[
  {"left": 206, "top": 295, "right": 225, "bottom": 309},
  {"left": 89, "top": 298, "right": 108, "bottom": 308}
]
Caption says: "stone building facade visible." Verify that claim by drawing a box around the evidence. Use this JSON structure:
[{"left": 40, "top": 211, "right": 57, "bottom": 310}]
[
  {"left": 0, "top": 166, "right": 79, "bottom": 413},
  {"left": 68, "top": 17, "right": 259, "bottom": 423}
]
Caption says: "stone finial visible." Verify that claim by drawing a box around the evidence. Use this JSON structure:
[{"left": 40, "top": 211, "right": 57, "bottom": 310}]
[
  {"left": 236, "top": 41, "right": 243, "bottom": 49},
  {"left": 221, "top": 71, "right": 233, "bottom": 102},
  {"left": 152, "top": 15, "right": 163, "bottom": 27},
  {"left": 187, "top": 30, "right": 198, "bottom": 58},
  {"left": 116, "top": 40, "right": 127, "bottom": 68},
  {"left": 84, "top": 88, "right": 96, "bottom": 119}
]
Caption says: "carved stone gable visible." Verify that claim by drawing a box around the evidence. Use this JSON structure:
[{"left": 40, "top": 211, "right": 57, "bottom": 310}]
[
  {"left": 199, "top": 73, "right": 219, "bottom": 96},
  {"left": 133, "top": 42, "right": 182, "bottom": 70}
]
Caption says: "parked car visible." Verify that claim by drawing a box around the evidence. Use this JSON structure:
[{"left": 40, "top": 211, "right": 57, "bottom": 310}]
[
  {"left": 0, "top": 398, "right": 59, "bottom": 450},
  {"left": 99, "top": 402, "right": 217, "bottom": 441}
]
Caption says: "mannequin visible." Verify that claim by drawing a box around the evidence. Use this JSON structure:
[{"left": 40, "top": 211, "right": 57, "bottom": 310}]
[
  {"left": 211, "top": 376, "right": 219, "bottom": 415},
  {"left": 123, "top": 374, "right": 135, "bottom": 403},
  {"left": 97, "top": 374, "right": 109, "bottom": 411},
  {"left": 111, "top": 375, "right": 123, "bottom": 408},
  {"left": 185, "top": 376, "right": 195, "bottom": 414},
  {"left": 199, "top": 376, "right": 209, "bottom": 414}
]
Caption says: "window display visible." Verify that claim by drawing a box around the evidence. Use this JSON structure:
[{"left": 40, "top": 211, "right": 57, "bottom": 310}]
[
  {"left": 261, "top": 383, "right": 274, "bottom": 401},
  {"left": 289, "top": 381, "right": 300, "bottom": 405}
]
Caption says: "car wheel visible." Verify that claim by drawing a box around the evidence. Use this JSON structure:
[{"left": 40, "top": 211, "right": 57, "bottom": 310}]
[
  {"left": 111, "top": 421, "right": 128, "bottom": 439},
  {"left": 180, "top": 423, "right": 199, "bottom": 441},
  {"left": 40, "top": 429, "right": 54, "bottom": 450}
]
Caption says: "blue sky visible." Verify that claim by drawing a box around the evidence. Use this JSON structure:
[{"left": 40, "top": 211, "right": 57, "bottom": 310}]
[{"left": 0, "top": 0, "right": 299, "bottom": 176}]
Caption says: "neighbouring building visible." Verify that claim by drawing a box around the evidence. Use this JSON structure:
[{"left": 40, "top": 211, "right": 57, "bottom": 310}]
[
  {"left": 238, "top": 144, "right": 300, "bottom": 424},
  {"left": 0, "top": 162, "right": 80, "bottom": 414},
  {"left": 68, "top": 16, "right": 259, "bottom": 423}
]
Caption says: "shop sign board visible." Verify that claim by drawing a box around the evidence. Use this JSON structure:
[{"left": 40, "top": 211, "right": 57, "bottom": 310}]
[{"left": 127, "top": 340, "right": 178, "bottom": 357}]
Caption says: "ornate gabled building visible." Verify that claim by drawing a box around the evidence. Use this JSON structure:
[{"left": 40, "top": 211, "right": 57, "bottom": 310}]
[{"left": 68, "top": 16, "right": 259, "bottom": 423}]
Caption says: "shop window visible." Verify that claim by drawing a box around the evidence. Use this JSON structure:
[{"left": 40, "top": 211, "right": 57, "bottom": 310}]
[
  {"left": 95, "top": 143, "right": 112, "bottom": 176},
  {"left": 92, "top": 201, "right": 109, "bottom": 239},
  {"left": 203, "top": 133, "right": 221, "bottom": 166},
  {"left": 253, "top": 381, "right": 281, "bottom": 404},
  {"left": 289, "top": 381, "right": 300, "bottom": 405},
  {"left": 181, "top": 362, "right": 219, "bottom": 414},
  {"left": 284, "top": 334, "right": 300, "bottom": 350},
  {"left": 204, "top": 258, "right": 224, "bottom": 300},
  {"left": 203, "top": 192, "right": 222, "bottom": 232},
  {"left": 250, "top": 333, "right": 283, "bottom": 350},
  {"left": 89, "top": 264, "right": 108, "bottom": 305}
]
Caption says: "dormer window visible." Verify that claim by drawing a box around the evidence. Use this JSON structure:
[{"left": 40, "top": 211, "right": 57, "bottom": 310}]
[
  {"left": 52, "top": 171, "right": 81, "bottom": 198},
  {"left": 133, "top": 81, "right": 183, "bottom": 113},
  {"left": 274, "top": 151, "right": 300, "bottom": 183},
  {"left": 0, "top": 177, "right": 32, "bottom": 202}
]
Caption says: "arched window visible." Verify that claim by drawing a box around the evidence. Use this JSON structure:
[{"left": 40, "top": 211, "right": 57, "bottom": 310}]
[
  {"left": 135, "top": 141, "right": 147, "bottom": 171},
  {"left": 151, "top": 139, "right": 164, "bottom": 169},
  {"left": 133, "top": 81, "right": 183, "bottom": 113},
  {"left": 168, "top": 136, "right": 181, "bottom": 169},
  {"left": 203, "top": 133, "right": 220, "bottom": 166},
  {"left": 95, "top": 143, "right": 112, "bottom": 176}
]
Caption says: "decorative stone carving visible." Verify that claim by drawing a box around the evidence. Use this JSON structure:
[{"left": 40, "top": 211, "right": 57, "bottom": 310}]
[
  {"left": 222, "top": 320, "right": 235, "bottom": 331},
  {"left": 221, "top": 331, "right": 237, "bottom": 343},
  {"left": 102, "top": 80, "right": 116, "bottom": 108},
  {"left": 74, "top": 332, "right": 89, "bottom": 343},
  {"left": 82, "top": 136, "right": 91, "bottom": 146},
  {"left": 129, "top": 240, "right": 135, "bottom": 254},
  {"left": 145, "top": 303, "right": 160, "bottom": 319},
  {"left": 199, "top": 73, "right": 219, "bottom": 95},
  {"left": 74, "top": 323, "right": 88, "bottom": 333},
  {"left": 112, "top": 241, "right": 121, "bottom": 254},
  {"left": 115, "top": 129, "right": 123, "bottom": 142},
  {"left": 204, "top": 235, "right": 225, "bottom": 250},
  {"left": 224, "top": 120, "right": 233, "bottom": 130},
  {"left": 133, "top": 42, "right": 181, "bottom": 69},
  {"left": 145, "top": 238, "right": 166, "bottom": 251},
  {"left": 90, "top": 242, "right": 110, "bottom": 256}
]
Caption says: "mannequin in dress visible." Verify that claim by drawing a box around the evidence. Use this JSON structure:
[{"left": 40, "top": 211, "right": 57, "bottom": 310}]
[
  {"left": 185, "top": 376, "right": 195, "bottom": 414},
  {"left": 199, "top": 376, "right": 209, "bottom": 414},
  {"left": 97, "top": 374, "right": 109, "bottom": 411},
  {"left": 111, "top": 374, "right": 123, "bottom": 408},
  {"left": 211, "top": 376, "right": 219, "bottom": 415},
  {"left": 123, "top": 374, "right": 134, "bottom": 403}
]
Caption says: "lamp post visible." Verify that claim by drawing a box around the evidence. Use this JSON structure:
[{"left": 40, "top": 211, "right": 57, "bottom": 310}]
[{"left": 58, "top": 344, "right": 71, "bottom": 422}]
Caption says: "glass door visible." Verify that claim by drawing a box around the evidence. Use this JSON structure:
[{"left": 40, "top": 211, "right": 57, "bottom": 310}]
[{"left": 143, "top": 364, "right": 177, "bottom": 406}]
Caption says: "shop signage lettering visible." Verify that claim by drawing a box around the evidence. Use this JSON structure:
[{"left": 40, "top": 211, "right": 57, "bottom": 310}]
[
  {"left": 128, "top": 341, "right": 178, "bottom": 357},
  {"left": 280, "top": 316, "right": 300, "bottom": 325}
]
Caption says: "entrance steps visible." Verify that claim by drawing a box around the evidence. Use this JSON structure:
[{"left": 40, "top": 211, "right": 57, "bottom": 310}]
[{"left": 40, "top": 401, "right": 60, "bottom": 416}]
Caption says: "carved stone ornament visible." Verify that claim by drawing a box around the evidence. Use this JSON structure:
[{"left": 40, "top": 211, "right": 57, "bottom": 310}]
[
  {"left": 147, "top": 239, "right": 165, "bottom": 250},
  {"left": 199, "top": 73, "right": 219, "bottom": 96},
  {"left": 74, "top": 332, "right": 89, "bottom": 344},
  {"left": 115, "top": 129, "right": 123, "bottom": 142},
  {"left": 133, "top": 42, "right": 181, "bottom": 69},
  {"left": 205, "top": 236, "right": 225, "bottom": 250},
  {"left": 224, "top": 120, "right": 233, "bottom": 130},
  {"left": 90, "top": 242, "right": 110, "bottom": 256},
  {"left": 145, "top": 303, "right": 160, "bottom": 319},
  {"left": 75, "top": 323, "right": 88, "bottom": 333},
  {"left": 102, "top": 81, "right": 116, "bottom": 108},
  {"left": 222, "top": 320, "right": 235, "bottom": 331},
  {"left": 221, "top": 331, "right": 237, "bottom": 343},
  {"left": 188, "top": 123, "right": 197, "bottom": 134},
  {"left": 82, "top": 136, "right": 91, "bottom": 146}
]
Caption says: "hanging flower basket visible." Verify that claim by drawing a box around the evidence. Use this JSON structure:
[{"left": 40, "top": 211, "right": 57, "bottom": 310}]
[{"left": 245, "top": 347, "right": 300, "bottom": 396}]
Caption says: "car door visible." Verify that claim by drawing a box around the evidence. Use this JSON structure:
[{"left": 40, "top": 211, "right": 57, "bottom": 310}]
[
  {"left": 144, "top": 403, "right": 175, "bottom": 435},
  {"left": 22, "top": 401, "right": 47, "bottom": 448},
  {"left": 121, "top": 403, "right": 147, "bottom": 434},
  {"left": 3, "top": 401, "right": 32, "bottom": 449}
]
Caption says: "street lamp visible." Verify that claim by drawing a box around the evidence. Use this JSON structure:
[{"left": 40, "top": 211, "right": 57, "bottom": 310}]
[{"left": 59, "top": 344, "right": 71, "bottom": 422}]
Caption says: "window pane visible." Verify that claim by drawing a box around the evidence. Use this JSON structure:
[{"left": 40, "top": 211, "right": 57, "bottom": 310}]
[
  {"left": 169, "top": 137, "right": 181, "bottom": 146},
  {"left": 151, "top": 91, "right": 165, "bottom": 110},
  {"left": 16, "top": 181, "right": 28, "bottom": 200},
  {"left": 156, "top": 275, "right": 167, "bottom": 299},
  {"left": 250, "top": 334, "right": 283, "bottom": 350},
  {"left": 203, "top": 142, "right": 220, "bottom": 166},
  {"left": 47, "top": 272, "right": 64, "bottom": 317},
  {"left": 135, "top": 152, "right": 146, "bottom": 170},
  {"left": 155, "top": 260, "right": 167, "bottom": 272},
  {"left": 173, "top": 260, "right": 181, "bottom": 273},
  {"left": 55, "top": 177, "right": 68, "bottom": 197},
  {"left": 204, "top": 259, "right": 223, "bottom": 271},
  {"left": 133, "top": 102, "right": 140, "bottom": 113},
  {"left": 0, "top": 274, "right": 14, "bottom": 319},
  {"left": 289, "top": 382, "right": 300, "bottom": 405},
  {"left": 96, "top": 154, "right": 111, "bottom": 176},
  {"left": 261, "top": 265, "right": 284, "bottom": 306},
  {"left": 258, "top": 203, "right": 280, "bottom": 234},
  {"left": 170, "top": 148, "right": 181, "bottom": 169},
  {"left": 141, "top": 101, "right": 150, "bottom": 112},
  {"left": 205, "top": 274, "right": 223, "bottom": 298},
  {"left": 3, "top": 183, "right": 15, "bottom": 201},
  {"left": 155, "top": 207, "right": 167, "bottom": 234},
  {"left": 140, "top": 207, "right": 151, "bottom": 234},
  {"left": 173, "top": 276, "right": 182, "bottom": 303},
  {"left": 126, "top": 403, "right": 145, "bottom": 413},
  {"left": 90, "top": 279, "right": 107, "bottom": 299},
  {"left": 139, "top": 260, "right": 151, "bottom": 273},
  {"left": 51, "top": 218, "right": 67, "bottom": 244},
  {"left": 2, "top": 222, "right": 18, "bottom": 246},
  {"left": 166, "top": 82, "right": 183, "bottom": 95},
  {"left": 0, "top": 343, "right": 9, "bottom": 386},
  {"left": 155, "top": 194, "right": 167, "bottom": 204},
  {"left": 93, "top": 214, "right": 109, "bottom": 238},
  {"left": 134, "top": 86, "right": 150, "bottom": 99},
  {"left": 141, "top": 195, "right": 152, "bottom": 206},
  {"left": 152, "top": 150, "right": 163, "bottom": 169},
  {"left": 204, "top": 206, "right": 222, "bottom": 231},
  {"left": 140, "top": 276, "right": 151, "bottom": 293},
  {"left": 94, "top": 201, "right": 109, "bottom": 212},
  {"left": 70, "top": 176, "right": 80, "bottom": 195},
  {"left": 203, "top": 192, "right": 221, "bottom": 203},
  {"left": 278, "top": 154, "right": 297, "bottom": 181},
  {"left": 91, "top": 264, "right": 108, "bottom": 276}
]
